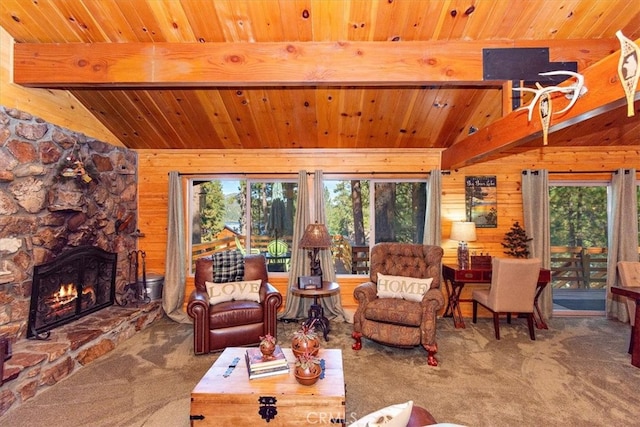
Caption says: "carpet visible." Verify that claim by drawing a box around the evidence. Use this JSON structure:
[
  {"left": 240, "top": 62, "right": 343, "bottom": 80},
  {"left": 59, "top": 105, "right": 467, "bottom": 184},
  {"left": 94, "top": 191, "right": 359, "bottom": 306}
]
[{"left": 2, "top": 314, "right": 640, "bottom": 426}]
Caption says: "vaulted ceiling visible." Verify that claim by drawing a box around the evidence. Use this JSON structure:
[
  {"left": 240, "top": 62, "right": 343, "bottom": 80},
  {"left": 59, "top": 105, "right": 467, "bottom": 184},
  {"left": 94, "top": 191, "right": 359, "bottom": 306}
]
[{"left": 1, "top": 0, "right": 639, "bottom": 168}]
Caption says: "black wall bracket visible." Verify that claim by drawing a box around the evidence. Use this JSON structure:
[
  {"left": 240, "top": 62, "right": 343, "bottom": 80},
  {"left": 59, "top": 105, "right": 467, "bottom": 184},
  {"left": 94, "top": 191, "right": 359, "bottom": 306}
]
[{"left": 483, "top": 48, "right": 578, "bottom": 110}]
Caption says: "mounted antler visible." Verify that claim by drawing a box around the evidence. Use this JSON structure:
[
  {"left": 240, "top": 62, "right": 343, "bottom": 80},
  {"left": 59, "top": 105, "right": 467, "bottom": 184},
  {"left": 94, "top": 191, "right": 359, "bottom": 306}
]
[{"left": 513, "top": 71, "right": 586, "bottom": 121}]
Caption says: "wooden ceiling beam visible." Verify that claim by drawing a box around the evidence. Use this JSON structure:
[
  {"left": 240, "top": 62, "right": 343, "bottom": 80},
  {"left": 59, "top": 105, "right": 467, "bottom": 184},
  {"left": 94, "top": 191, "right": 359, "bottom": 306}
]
[
  {"left": 13, "top": 39, "right": 617, "bottom": 88},
  {"left": 441, "top": 39, "right": 640, "bottom": 170}
]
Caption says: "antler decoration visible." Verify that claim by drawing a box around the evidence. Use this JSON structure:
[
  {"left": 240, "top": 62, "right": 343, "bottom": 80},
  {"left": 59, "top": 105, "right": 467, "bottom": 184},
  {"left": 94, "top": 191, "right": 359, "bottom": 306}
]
[
  {"left": 513, "top": 71, "right": 587, "bottom": 122},
  {"left": 616, "top": 30, "right": 640, "bottom": 117}
]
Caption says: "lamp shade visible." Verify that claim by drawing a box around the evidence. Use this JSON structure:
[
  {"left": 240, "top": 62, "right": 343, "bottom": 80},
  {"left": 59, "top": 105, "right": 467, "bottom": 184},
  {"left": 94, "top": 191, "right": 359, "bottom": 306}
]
[
  {"left": 450, "top": 221, "right": 477, "bottom": 242},
  {"left": 299, "top": 223, "right": 332, "bottom": 249}
]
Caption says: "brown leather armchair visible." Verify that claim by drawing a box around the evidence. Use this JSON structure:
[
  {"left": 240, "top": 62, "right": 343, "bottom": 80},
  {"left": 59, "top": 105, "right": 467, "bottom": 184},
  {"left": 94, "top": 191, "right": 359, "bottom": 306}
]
[
  {"left": 187, "top": 254, "right": 282, "bottom": 354},
  {"left": 352, "top": 243, "right": 444, "bottom": 366}
]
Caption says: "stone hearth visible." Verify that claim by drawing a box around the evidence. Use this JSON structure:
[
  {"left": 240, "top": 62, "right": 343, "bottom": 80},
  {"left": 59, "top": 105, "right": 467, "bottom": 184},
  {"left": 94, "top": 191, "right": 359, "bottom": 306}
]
[{"left": 0, "top": 301, "right": 162, "bottom": 417}]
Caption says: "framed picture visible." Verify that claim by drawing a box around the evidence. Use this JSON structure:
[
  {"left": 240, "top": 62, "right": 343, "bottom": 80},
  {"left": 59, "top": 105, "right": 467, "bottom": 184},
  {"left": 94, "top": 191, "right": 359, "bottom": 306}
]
[
  {"left": 465, "top": 176, "right": 498, "bottom": 228},
  {"left": 298, "top": 275, "right": 322, "bottom": 290}
]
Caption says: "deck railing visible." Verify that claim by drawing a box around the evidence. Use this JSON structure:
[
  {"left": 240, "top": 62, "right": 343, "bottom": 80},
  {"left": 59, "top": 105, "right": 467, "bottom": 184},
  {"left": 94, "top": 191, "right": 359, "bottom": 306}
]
[
  {"left": 551, "top": 246, "right": 608, "bottom": 289},
  {"left": 192, "top": 241, "right": 631, "bottom": 287},
  {"left": 191, "top": 235, "right": 293, "bottom": 268}
]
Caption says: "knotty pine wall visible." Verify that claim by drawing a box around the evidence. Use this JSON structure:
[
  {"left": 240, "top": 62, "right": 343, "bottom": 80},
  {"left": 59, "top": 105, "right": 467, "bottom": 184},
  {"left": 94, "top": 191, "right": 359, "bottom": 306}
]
[{"left": 137, "top": 146, "right": 639, "bottom": 318}]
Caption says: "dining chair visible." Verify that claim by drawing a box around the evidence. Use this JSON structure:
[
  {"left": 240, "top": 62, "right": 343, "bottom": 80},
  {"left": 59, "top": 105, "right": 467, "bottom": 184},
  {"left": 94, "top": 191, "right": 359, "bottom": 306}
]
[{"left": 472, "top": 257, "right": 542, "bottom": 340}]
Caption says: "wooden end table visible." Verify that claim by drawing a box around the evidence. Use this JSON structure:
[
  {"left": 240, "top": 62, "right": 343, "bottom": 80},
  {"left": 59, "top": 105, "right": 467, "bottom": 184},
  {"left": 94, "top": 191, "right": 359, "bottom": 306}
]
[
  {"left": 190, "top": 347, "right": 345, "bottom": 426},
  {"left": 290, "top": 281, "right": 340, "bottom": 341}
]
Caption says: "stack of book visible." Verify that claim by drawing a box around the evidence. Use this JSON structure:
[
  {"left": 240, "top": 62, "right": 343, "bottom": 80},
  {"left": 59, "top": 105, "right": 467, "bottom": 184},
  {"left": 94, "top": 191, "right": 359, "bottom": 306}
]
[{"left": 245, "top": 345, "right": 289, "bottom": 379}]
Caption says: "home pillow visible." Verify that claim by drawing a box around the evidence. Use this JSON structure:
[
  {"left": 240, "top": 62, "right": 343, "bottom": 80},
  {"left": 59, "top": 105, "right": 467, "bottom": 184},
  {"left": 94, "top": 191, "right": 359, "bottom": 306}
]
[
  {"left": 212, "top": 250, "right": 245, "bottom": 283},
  {"left": 205, "top": 279, "right": 262, "bottom": 305},
  {"left": 350, "top": 400, "right": 413, "bottom": 427},
  {"left": 377, "top": 273, "right": 434, "bottom": 302}
]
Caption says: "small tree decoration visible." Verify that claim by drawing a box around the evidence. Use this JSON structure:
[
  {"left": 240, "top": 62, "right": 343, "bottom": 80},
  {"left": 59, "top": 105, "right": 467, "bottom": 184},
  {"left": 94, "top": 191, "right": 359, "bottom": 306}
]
[{"left": 501, "top": 221, "right": 532, "bottom": 258}]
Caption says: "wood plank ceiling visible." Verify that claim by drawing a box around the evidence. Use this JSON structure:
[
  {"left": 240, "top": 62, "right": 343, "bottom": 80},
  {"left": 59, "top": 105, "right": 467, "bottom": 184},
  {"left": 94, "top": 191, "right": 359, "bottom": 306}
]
[{"left": 0, "top": 0, "right": 639, "bottom": 168}]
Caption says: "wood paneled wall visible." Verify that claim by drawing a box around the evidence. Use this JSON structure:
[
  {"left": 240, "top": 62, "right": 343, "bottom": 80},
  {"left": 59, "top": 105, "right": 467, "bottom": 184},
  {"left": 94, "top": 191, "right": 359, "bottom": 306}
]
[
  {"left": 137, "top": 148, "right": 440, "bottom": 311},
  {"left": 137, "top": 146, "right": 639, "bottom": 316}
]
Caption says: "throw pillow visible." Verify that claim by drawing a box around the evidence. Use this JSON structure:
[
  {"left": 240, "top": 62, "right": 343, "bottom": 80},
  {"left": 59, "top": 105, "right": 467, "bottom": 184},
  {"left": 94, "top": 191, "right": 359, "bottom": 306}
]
[
  {"left": 206, "top": 279, "right": 262, "bottom": 305},
  {"left": 212, "top": 250, "right": 245, "bottom": 283},
  {"left": 350, "top": 400, "right": 413, "bottom": 427},
  {"left": 377, "top": 273, "right": 434, "bottom": 302}
]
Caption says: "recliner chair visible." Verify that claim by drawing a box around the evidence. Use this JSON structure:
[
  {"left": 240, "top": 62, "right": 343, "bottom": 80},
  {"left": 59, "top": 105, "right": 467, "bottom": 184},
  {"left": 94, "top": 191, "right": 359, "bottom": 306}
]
[
  {"left": 187, "top": 254, "right": 282, "bottom": 354},
  {"left": 352, "top": 243, "right": 445, "bottom": 366}
]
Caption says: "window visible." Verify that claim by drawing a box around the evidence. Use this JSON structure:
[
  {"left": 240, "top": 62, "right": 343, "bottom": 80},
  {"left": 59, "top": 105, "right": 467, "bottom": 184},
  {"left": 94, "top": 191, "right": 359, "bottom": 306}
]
[
  {"left": 189, "top": 176, "right": 427, "bottom": 276},
  {"left": 189, "top": 178, "right": 297, "bottom": 274},
  {"left": 324, "top": 179, "right": 427, "bottom": 274}
]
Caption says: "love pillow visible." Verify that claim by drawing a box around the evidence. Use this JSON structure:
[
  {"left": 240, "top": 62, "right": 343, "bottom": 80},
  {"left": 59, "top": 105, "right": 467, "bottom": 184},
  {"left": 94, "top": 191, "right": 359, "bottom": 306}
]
[
  {"left": 377, "top": 273, "right": 433, "bottom": 302},
  {"left": 205, "top": 279, "right": 262, "bottom": 305}
]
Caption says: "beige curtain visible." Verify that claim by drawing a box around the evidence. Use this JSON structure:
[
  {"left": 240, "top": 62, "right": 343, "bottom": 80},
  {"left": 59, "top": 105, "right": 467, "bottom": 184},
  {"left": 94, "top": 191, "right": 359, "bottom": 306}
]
[
  {"left": 278, "top": 171, "right": 310, "bottom": 320},
  {"left": 163, "top": 171, "right": 190, "bottom": 323},
  {"left": 314, "top": 170, "right": 347, "bottom": 321},
  {"left": 607, "top": 168, "right": 638, "bottom": 323},
  {"left": 423, "top": 169, "right": 442, "bottom": 246},
  {"left": 521, "top": 170, "right": 552, "bottom": 322}
]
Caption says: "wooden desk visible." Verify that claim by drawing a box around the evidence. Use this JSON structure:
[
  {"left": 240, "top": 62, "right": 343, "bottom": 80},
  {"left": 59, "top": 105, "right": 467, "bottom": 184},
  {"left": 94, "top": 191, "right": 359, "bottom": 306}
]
[
  {"left": 191, "top": 347, "right": 345, "bottom": 425},
  {"left": 610, "top": 286, "right": 640, "bottom": 368},
  {"left": 290, "top": 281, "right": 340, "bottom": 341},
  {"left": 442, "top": 264, "right": 551, "bottom": 329}
]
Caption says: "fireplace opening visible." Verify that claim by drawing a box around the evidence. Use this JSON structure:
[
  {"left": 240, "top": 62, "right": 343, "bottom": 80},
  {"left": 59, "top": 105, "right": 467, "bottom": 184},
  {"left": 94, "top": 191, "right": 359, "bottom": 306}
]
[{"left": 28, "top": 246, "right": 117, "bottom": 339}]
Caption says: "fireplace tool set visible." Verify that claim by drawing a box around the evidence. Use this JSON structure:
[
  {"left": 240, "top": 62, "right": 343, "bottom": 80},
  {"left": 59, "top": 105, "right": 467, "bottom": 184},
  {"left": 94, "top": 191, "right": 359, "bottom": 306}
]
[{"left": 117, "top": 250, "right": 150, "bottom": 306}]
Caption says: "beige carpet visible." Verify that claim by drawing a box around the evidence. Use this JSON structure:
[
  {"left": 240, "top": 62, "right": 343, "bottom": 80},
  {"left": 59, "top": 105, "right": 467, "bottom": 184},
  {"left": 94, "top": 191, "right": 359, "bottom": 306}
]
[{"left": 2, "top": 314, "right": 640, "bottom": 426}]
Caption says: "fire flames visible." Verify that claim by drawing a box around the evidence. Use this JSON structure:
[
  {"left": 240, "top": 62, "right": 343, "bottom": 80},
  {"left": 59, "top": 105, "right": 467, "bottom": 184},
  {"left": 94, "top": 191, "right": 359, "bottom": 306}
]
[
  {"left": 46, "top": 283, "right": 97, "bottom": 315},
  {"left": 51, "top": 283, "right": 78, "bottom": 309},
  {"left": 56, "top": 283, "right": 78, "bottom": 302}
]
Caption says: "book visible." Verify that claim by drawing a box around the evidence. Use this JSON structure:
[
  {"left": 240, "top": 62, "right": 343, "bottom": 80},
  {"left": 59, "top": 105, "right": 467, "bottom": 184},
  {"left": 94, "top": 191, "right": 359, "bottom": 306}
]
[
  {"left": 245, "top": 352, "right": 290, "bottom": 380},
  {"left": 245, "top": 345, "right": 288, "bottom": 371}
]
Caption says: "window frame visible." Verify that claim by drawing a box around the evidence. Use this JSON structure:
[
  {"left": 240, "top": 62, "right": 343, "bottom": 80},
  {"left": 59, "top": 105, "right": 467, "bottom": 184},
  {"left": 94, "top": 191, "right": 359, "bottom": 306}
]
[{"left": 188, "top": 174, "right": 429, "bottom": 277}]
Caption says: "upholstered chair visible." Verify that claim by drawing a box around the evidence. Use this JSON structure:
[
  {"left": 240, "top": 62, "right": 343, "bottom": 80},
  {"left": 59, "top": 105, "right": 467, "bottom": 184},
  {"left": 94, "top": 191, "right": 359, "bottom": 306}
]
[
  {"left": 187, "top": 253, "right": 282, "bottom": 354},
  {"left": 617, "top": 261, "right": 640, "bottom": 327},
  {"left": 352, "top": 243, "right": 445, "bottom": 366},
  {"left": 472, "top": 257, "right": 542, "bottom": 340}
]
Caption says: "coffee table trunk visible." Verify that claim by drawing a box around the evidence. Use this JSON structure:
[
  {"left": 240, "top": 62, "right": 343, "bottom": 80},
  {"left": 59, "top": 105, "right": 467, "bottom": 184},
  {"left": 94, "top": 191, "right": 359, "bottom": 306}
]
[{"left": 191, "top": 347, "right": 346, "bottom": 426}]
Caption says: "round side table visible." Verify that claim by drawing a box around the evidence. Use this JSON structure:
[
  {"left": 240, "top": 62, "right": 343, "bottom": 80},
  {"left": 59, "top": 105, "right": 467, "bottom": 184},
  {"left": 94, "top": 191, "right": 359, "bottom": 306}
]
[{"left": 290, "top": 281, "right": 340, "bottom": 341}]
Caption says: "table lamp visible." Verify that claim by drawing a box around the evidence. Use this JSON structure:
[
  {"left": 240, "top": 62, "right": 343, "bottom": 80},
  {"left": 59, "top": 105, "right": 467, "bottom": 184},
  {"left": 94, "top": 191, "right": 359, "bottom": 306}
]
[
  {"left": 450, "top": 221, "right": 477, "bottom": 269},
  {"left": 299, "top": 222, "right": 332, "bottom": 278}
]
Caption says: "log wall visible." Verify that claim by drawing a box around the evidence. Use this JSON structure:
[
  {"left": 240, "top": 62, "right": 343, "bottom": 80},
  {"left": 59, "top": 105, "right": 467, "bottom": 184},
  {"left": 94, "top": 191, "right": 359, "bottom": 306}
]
[{"left": 137, "top": 146, "right": 639, "bottom": 317}]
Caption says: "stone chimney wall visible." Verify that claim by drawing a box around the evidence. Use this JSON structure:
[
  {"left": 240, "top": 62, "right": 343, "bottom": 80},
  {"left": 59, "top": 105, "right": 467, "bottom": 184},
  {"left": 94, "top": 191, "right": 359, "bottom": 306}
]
[{"left": 0, "top": 106, "right": 139, "bottom": 342}]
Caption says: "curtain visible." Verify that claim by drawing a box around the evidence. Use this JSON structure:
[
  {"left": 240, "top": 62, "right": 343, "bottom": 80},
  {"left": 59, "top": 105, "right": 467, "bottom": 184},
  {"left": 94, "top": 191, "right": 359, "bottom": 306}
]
[
  {"left": 314, "top": 170, "right": 347, "bottom": 321},
  {"left": 607, "top": 168, "right": 638, "bottom": 323},
  {"left": 278, "top": 171, "right": 310, "bottom": 320},
  {"left": 423, "top": 169, "right": 442, "bottom": 246},
  {"left": 278, "top": 170, "right": 348, "bottom": 322},
  {"left": 163, "top": 171, "right": 190, "bottom": 323},
  {"left": 521, "top": 170, "right": 552, "bottom": 322}
]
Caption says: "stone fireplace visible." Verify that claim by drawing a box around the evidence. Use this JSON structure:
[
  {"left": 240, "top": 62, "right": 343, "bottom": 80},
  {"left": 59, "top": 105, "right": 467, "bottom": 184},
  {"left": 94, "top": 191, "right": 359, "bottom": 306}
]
[
  {"left": 0, "top": 106, "right": 162, "bottom": 417},
  {"left": 28, "top": 246, "right": 117, "bottom": 339}
]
